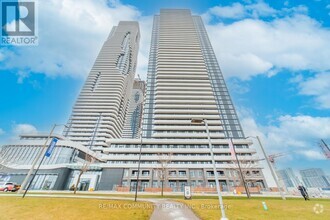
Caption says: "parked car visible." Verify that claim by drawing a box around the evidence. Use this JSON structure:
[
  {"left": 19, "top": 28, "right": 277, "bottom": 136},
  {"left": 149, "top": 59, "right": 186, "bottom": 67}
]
[{"left": 0, "top": 182, "right": 21, "bottom": 192}]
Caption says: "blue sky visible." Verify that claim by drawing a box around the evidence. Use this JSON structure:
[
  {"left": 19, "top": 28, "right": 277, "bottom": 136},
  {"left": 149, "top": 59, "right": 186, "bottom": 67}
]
[{"left": 0, "top": 0, "right": 329, "bottom": 176}]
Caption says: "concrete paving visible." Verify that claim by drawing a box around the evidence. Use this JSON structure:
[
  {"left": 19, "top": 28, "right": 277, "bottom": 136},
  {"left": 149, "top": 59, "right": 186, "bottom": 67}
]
[{"left": 149, "top": 199, "right": 199, "bottom": 220}]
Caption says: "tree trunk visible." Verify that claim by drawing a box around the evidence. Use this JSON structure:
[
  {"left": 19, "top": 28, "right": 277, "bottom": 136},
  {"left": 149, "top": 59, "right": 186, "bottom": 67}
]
[
  {"left": 161, "top": 180, "right": 164, "bottom": 197},
  {"left": 74, "top": 171, "right": 83, "bottom": 194}
]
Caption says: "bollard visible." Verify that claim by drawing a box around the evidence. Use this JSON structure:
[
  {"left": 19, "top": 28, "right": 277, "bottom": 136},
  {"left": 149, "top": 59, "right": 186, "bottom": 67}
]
[{"left": 262, "top": 201, "right": 268, "bottom": 211}]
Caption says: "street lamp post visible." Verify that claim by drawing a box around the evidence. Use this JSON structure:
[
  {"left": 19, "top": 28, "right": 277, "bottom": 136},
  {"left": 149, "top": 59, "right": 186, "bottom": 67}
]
[
  {"left": 134, "top": 134, "right": 143, "bottom": 202},
  {"left": 18, "top": 124, "right": 68, "bottom": 195},
  {"left": 230, "top": 138, "right": 250, "bottom": 198},
  {"left": 191, "top": 118, "right": 228, "bottom": 220},
  {"left": 246, "top": 136, "right": 286, "bottom": 200}
]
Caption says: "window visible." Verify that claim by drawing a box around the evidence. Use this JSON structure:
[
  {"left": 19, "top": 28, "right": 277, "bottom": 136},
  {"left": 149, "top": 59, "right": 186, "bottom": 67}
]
[
  {"left": 190, "top": 170, "right": 195, "bottom": 177},
  {"left": 169, "top": 171, "right": 176, "bottom": 176},
  {"left": 142, "top": 170, "right": 150, "bottom": 176},
  {"left": 207, "top": 171, "right": 214, "bottom": 177},
  {"left": 179, "top": 171, "right": 186, "bottom": 176}
]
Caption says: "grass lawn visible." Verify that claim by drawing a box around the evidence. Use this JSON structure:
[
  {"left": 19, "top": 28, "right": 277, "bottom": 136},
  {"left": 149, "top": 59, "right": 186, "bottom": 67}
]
[
  {"left": 179, "top": 197, "right": 330, "bottom": 220},
  {"left": 1, "top": 193, "right": 329, "bottom": 220},
  {"left": 0, "top": 197, "right": 153, "bottom": 220}
]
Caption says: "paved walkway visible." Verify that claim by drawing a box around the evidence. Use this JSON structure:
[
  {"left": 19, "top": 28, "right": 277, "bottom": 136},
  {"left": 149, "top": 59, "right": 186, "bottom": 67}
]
[
  {"left": 1, "top": 193, "right": 200, "bottom": 220},
  {"left": 149, "top": 199, "right": 199, "bottom": 220}
]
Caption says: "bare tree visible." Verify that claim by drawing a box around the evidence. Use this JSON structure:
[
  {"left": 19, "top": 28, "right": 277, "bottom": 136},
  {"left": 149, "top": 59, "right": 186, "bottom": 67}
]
[
  {"left": 73, "top": 154, "right": 95, "bottom": 194},
  {"left": 153, "top": 153, "right": 172, "bottom": 196},
  {"left": 228, "top": 156, "right": 261, "bottom": 190}
]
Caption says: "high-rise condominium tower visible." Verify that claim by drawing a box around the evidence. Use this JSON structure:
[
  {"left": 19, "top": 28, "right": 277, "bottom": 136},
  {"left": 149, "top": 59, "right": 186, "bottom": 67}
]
[
  {"left": 105, "top": 9, "right": 266, "bottom": 191},
  {"left": 0, "top": 21, "right": 140, "bottom": 191},
  {"left": 64, "top": 21, "right": 140, "bottom": 149},
  {"left": 143, "top": 9, "right": 244, "bottom": 139},
  {"left": 0, "top": 12, "right": 267, "bottom": 191}
]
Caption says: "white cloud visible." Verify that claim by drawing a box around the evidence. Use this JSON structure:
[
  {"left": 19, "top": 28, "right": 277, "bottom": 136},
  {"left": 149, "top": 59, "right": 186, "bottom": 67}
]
[
  {"left": 13, "top": 124, "right": 38, "bottom": 135},
  {"left": 0, "top": 128, "right": 4, "bottom": 136},
  {"left": 204, "top": 4, "right": 330, "bottom": 80},
  {"left": 240, "top": 112, "right": 330, "bottom": 161},
  {"left": 228, "top": 78, "right": 250, "bottom": 94},
  {"left": 282, "top": 5, "right": 308, "bottom": 14},
  {"left": 296, "top": 72, "right": 330, "bottom": 109},
  {"left": 300, "top": 150, "right": 325, "bottom": 160},
  {"left": 205, "top": 1, "right": 276, "bottom": 20},
  {"left": 208, "top": 3, "right": 246, "bottom": 19},
  {"left": 0, "top": 51, "right": 4, "bottom": 62},
  {"left": 16, "top": 71, "right": 29, "bottom": 84},
  {"left": 221, "top": 52, "right": 273, "bottom": 80},
  {"left": 289, "top": 74, "right": 303, "bottom": 83},
  {"left": 2, "top": 0, "right": 327, "bottom": 83},
  {"left": 247, "top": 1, "right": 277, "bottom": 17},
  {"left": 0, "top": 0, "right": 151, "bottom": 79}
]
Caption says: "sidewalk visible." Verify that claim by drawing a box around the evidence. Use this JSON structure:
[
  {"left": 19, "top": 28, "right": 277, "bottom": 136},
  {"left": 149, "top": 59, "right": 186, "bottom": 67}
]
[{"left": 149, "top": 199, "right": 199, "bottom": 220}]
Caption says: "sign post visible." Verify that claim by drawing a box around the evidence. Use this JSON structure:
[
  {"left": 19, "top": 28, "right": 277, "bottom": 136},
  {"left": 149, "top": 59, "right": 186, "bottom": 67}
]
[
  {"left": 45, "top": 138, "right": 58, "bottom": 157},
  {"left": 22, "top": 137, "right": 58, "bottom": 198},
  {"left": 184, "top": 185, "right": 192, "bottom": 200}
]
